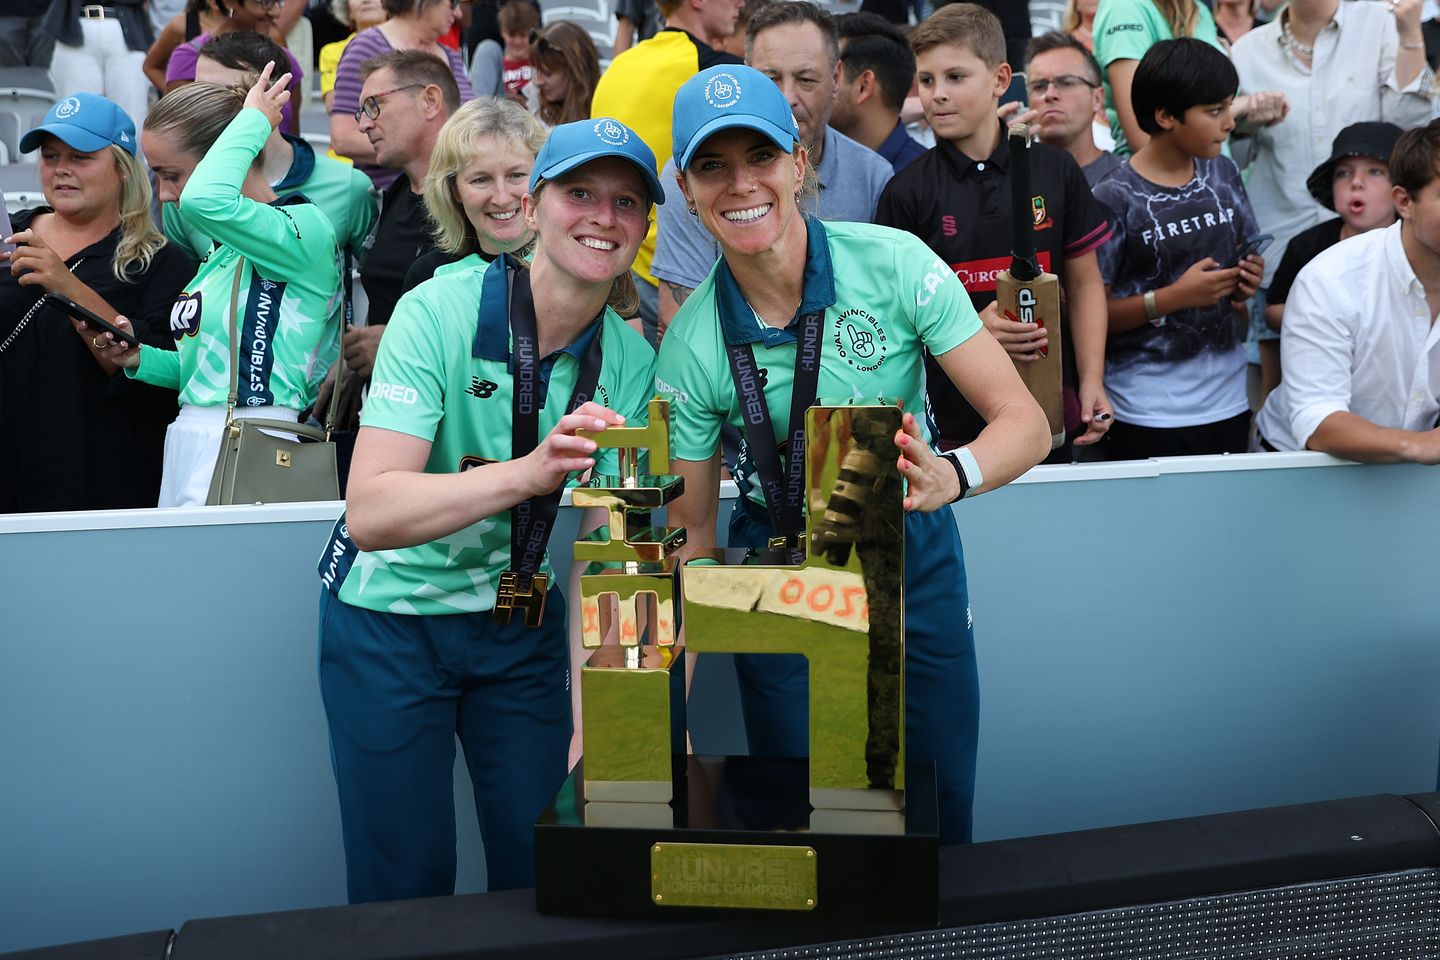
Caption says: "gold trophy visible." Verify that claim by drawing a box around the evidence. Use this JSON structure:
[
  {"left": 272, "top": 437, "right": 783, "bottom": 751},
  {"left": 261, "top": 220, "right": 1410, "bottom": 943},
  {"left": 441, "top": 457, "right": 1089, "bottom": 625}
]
[
  {"left": 535, "top": 399, "right": 938, "bottom": 923},
  {"left": 572, "top": 398, "right": 686, "bottom": 809}
]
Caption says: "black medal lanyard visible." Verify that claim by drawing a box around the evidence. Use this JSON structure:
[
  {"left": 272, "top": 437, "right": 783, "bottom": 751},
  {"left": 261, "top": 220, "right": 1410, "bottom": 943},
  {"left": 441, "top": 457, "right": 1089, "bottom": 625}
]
[
  {"left": 493, "top": 261, "right": 604, "bottom": 627},
  {"left": 725, "top": 303, "right": 824, "bottom": 566}
]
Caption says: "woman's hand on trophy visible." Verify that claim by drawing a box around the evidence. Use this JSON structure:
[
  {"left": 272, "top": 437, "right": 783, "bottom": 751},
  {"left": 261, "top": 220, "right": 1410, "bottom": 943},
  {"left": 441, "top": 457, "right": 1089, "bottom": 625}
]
[
  {"left": 523, "top": 401, "right": 626, "bottom": 496},
  {"left": 894, "top": 411, "right": 960, "bottom": 511}
]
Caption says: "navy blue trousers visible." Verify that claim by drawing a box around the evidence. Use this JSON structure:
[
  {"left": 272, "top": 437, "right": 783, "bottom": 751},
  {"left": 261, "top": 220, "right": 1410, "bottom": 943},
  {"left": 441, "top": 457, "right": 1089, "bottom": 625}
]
[
  {"left": 729, "top": 505, "right": 979, "bottom": 844},
  {"left": 318, "top": 587, "right": 571, "bottom": 903}
]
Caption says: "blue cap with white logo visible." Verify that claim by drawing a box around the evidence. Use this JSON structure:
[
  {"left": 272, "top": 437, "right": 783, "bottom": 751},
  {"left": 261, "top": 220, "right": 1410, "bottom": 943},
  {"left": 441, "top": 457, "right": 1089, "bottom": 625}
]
[
  {"left": 530, "top": 118, "right": 665, "bottom": 205},
  {"left": 20, "top": 93, "right": 137, "bottom": 156},
  {"left": 672, "top": 65, "right": 798, "bottom": 171}
]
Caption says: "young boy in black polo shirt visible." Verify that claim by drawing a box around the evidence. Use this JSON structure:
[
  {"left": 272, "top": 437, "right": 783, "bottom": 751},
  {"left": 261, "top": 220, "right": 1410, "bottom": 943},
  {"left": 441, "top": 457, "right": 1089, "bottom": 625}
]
[
  {"left": 875, "top": 2, "right": 1113, "bottom": 458},
  {"left": 1090, "top": 39, "right": 1264, "bottom": 460}
]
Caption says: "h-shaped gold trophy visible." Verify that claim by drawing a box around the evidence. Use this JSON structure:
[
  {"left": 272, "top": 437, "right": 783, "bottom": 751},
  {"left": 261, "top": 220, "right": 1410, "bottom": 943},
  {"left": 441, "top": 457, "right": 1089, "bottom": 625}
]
[{"left": 537, "top": 397, "right": 936, "bottom": 923}]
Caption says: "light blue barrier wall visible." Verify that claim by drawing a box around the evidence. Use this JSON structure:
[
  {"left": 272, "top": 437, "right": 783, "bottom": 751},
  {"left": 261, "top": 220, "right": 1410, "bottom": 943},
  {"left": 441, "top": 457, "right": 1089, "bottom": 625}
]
[{"left": 2, "top": 453, "right": 1438, "bottom": 951}]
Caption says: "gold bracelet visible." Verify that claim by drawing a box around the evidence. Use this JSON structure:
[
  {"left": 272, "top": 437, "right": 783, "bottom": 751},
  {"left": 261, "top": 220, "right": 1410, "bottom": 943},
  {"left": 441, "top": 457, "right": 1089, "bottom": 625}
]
[{"left": 1143, "top": 289, "right": 1160, "bottom": 322}]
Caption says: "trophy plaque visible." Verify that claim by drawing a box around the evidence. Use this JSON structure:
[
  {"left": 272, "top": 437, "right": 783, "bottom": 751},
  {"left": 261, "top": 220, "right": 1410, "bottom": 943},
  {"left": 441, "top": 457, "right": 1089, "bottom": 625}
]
[{"left": 534, "top": 400, "right": 938, "bottom": 923}]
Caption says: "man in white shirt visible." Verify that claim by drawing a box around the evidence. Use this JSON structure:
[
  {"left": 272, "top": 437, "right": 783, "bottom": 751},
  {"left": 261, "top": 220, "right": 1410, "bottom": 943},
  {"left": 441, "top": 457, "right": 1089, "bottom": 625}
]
[
  {"left": 1232, "top": 0, "right": 1433, "bottom": 397},
  {"left": 1255, "top": 121, "right": 1440, "bottom": 463}
]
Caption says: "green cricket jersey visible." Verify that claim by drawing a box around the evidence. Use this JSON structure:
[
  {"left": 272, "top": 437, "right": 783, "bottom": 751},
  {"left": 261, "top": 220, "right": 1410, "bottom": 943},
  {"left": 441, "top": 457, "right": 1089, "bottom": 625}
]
[
  {"left": 319, "top": 255, "right": 659, "bottom": 616},
  {"left": 131, "top": 109, "right": 342, "bottom": 411},
  {"left": 160, "top": 133, "right": 376, "bottom": 262},
  {"left": 655, "top": 218, "right": 981, "bottom": 508}
]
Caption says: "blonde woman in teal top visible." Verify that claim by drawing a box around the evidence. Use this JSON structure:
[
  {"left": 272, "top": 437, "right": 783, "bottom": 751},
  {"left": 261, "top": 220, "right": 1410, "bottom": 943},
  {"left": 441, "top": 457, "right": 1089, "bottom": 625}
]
[
  {"left": 98, "top": 64, "right": 342, "bottom": 506},
  {"left": 314, "top": 119, "right": 666, "bottom": 903}
]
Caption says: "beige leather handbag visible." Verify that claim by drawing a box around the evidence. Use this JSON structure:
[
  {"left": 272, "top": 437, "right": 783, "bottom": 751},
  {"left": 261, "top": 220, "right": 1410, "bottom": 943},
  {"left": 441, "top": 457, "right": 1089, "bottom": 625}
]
[{"left": 206, "top": 259, "right": 342, "bottom": 505}]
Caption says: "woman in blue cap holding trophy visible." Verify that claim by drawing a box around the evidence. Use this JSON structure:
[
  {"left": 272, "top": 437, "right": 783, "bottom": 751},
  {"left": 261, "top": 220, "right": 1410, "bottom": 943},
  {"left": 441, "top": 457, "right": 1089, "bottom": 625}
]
[
  {"left": 316, "top": 117, "right": 664, "bottom": 902},
  {"left": 656, "top": 65, "right": 1050, "bottom": 844}
]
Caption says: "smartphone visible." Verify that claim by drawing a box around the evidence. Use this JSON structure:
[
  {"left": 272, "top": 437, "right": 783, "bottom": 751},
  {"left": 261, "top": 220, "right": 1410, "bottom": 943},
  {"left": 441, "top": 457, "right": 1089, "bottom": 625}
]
[
  {"left": 1000, "top": 72, "right": 1028, "bottom": 109},
  {"left": 44, "top": 293, "right": 142, "bottom": 349},
  {"left": 1226, "top": 233, "right": 1273, "bottom": 269},
  {"left": 0, "top": 205, "right": 13, "bottom": 256}
]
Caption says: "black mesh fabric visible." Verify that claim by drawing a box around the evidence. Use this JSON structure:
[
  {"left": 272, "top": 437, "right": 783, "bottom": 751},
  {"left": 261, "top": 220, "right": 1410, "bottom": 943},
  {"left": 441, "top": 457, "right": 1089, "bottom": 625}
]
[{"left": 703, "top": 870, "right": 1440, "bottom": 960}]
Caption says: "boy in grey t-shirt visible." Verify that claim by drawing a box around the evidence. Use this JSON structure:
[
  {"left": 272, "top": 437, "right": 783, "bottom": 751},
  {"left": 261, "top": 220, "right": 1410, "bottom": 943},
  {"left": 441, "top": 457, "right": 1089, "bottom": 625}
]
[{"left": 1092, "top": 38, "right": 1264, "bottom": 460}]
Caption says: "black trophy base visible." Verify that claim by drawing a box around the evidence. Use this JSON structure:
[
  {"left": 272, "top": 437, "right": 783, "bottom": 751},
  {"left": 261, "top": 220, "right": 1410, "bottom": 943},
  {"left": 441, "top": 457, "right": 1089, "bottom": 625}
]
[{"left": 534, "top": 755, "right": 938, "bottom": 924}]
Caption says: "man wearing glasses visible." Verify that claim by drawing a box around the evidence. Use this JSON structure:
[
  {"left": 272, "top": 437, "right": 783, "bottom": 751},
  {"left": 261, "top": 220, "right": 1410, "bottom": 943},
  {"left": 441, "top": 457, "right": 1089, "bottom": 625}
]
[
  {"left": 345, "top": 51, "right": 459, "bottom": 388},
  {"left": 1023, "top": 31, "right": 1122, "bottom": 188}
]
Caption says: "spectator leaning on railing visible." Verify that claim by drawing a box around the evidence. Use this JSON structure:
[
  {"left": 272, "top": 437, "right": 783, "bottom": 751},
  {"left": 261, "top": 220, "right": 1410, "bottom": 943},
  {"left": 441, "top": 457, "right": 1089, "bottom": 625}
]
[
  {"left": 1232, "top": 0, "right": 1434, "bottom": 405},
  {"left": 1253, "top": 119, "right": 1440, "bottom": 464}
]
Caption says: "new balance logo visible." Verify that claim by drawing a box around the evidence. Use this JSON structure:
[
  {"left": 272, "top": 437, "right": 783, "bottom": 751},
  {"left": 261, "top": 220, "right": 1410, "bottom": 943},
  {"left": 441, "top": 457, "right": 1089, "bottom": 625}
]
[{"left": 467, "top": 378, "right": 498, "bottom": 399}]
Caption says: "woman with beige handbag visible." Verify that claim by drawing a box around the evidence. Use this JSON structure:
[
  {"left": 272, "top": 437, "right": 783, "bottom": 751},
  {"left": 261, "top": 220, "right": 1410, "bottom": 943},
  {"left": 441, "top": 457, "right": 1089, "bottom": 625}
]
[{"left": 96, "top": 62, "right": 343, "bottom": 506}]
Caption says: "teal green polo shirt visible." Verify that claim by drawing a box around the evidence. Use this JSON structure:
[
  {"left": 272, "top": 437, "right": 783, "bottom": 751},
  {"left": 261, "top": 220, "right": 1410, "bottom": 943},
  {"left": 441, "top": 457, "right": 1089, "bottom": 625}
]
[
  {"left": 655, "top": 218, "right": 981, "bottom": 508},
  {"left": 321, "top": 255, "right": 659, "bottom": 615}
]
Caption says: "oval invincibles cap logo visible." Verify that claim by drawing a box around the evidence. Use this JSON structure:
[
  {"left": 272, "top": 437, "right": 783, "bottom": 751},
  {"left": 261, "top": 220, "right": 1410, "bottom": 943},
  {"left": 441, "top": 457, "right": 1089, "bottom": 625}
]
[
  {"left": 55, "top": 97, "right": 81, "bottom": 119},
  {"left": 594, "top": 118, "right": 629, "bottom": 145},
  {"left": 705, "top": 73, "right": 741, "bottom": 109}
]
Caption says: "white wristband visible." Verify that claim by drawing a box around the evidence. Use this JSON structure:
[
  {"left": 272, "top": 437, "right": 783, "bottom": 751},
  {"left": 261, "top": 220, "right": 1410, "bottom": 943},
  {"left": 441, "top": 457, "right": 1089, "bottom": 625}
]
[{"left": 943, "top": 446, "right": 983, "bottom": 501}]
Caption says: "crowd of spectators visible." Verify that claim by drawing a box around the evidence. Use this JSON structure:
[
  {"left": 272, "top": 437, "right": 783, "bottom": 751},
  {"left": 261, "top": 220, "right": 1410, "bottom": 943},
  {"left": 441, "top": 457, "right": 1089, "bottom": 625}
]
[{"left": 3, "top": 0, "right": 1440, "bottom": 514}]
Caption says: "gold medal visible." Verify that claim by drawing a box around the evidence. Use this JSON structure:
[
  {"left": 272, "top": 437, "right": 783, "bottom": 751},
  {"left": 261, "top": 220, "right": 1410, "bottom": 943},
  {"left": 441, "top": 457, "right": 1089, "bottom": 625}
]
[{"left": 494, "top": 570, "right": 548, "bottom": 627}]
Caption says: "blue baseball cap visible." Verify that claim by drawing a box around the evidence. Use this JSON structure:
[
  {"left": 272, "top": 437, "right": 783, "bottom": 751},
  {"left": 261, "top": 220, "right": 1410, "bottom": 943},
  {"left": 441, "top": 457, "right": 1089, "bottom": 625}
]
[
  {"left": 530, "top": 118, "right": 665, "bottom": 205},
  {"left": 672, "top": 65, "right": 798, "bottom": 171},
  {"left": 20, "top": 93, "right": 137, "bottom": 156}
]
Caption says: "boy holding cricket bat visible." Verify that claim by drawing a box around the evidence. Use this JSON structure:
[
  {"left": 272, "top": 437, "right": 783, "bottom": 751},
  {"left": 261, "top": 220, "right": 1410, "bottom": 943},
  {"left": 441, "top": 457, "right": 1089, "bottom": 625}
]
[
  {"left": 875, "top": 2, "right": 1113, "bottom": 460},
  {"left": 1090, "top": 38, "right": 1264, "bottom": 461}
]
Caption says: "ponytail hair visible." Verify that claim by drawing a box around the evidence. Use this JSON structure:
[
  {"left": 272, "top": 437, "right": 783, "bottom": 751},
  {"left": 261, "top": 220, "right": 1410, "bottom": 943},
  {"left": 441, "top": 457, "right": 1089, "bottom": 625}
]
[{"left": 143, "top": 81, "right": 256, "bottom": 168}]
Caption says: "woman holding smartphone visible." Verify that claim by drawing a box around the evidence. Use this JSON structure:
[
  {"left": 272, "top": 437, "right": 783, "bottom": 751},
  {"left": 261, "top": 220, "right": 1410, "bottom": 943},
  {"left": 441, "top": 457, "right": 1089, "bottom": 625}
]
[
  {"left": 0, "top": 93, "right": 191, "bottom": 513},
  {"left": 97, "top": 64, "right": 342, "bottom": 507},
  {"left": 315, "top": 119, "right": 663, "bottom": 903},
  {"left": 656, "top": 67, "right": 1050, "bottom": 845}
]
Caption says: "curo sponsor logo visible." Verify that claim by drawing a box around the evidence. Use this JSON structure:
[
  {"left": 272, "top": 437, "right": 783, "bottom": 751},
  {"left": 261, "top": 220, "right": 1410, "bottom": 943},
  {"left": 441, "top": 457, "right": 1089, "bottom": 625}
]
[
  {"left": 372, "top": 382, "right": 419, "bottom": 404},
  {"left": 948, "top": 252, "right": 1053, "bottom": 293}
]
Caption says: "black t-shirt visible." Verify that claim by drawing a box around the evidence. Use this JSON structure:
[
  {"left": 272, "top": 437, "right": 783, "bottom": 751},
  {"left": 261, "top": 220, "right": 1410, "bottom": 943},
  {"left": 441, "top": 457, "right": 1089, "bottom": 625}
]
[
  {"left": 0, "top": 208, "right": 194, "bottom": 512},
  {"left": 360, "top": 175, "right": 436, "bottom": 329},
  {"left": 875, "top": 127, "right": 1112, "bottom": 448},
  {"left": 400, "top": 247, "right": 497, "bottom": 295},
  {"left": 1267, "top": 218, "right": 1345, "bottom": 307}
]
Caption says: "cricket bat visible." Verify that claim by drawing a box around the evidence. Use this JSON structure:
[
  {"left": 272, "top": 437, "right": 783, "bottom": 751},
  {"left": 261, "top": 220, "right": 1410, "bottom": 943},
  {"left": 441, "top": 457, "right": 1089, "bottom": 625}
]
[{"left": 995, "top": 123, "right": 1065, "bottom": 450}]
